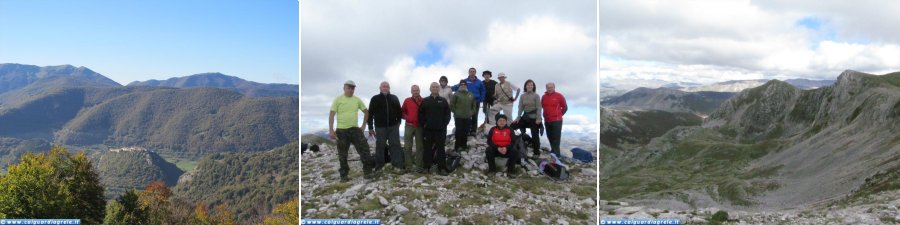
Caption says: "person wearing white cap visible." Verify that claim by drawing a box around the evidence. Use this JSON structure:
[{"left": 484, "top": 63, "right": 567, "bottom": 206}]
[
  {"left": 490, "top": 72, "right": 520, "bottom": 126},
  {"left": 329, "top": 80, "right": 377, "bottom": 182}
]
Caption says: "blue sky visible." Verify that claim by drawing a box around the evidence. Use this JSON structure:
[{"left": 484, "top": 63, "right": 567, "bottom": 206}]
[
  {"left": 0, "top": 0, "right": 298, "bottom": 85},
  {"left": 795, "top": 17, "right": 838, "bottom": 48},
  {"left": 414, "top": 41, "right": 448, "bottom": 67}
]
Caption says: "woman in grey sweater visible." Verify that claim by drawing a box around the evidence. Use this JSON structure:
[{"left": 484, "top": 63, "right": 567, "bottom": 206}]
[{"left": 514, "top": 79, "right": 542, "bottom": 156}]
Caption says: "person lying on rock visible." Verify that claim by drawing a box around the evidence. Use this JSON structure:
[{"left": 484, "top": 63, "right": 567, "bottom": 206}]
[{"left": 486, "top": 114, "right": 520, "bottom": 177}]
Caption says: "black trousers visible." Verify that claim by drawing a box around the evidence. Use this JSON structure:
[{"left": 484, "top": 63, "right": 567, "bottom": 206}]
[
  {"left": 486, "top": 145, "right": 520, "bottom": 172},
  {"left": 422, "top": 129, "right": 448, "bottom": 171},
  {"left": 454, "top": 118, "right": 471, "bottom": 151},
  {"left": 470, "top": 103, "right": 479, "bottom": 135},
  {"left": 545, "top": 121, "right": 563, "bottom": 157},
  {"left": 518, "top": 120, "right": 541, "bottom": 156},
  {"left": 374, "top": 125, "right": 404, "bottom": 170}
]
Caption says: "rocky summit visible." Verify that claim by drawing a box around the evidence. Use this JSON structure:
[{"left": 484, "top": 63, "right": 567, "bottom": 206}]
[
  {"left": 600, "top": 70, "right": 900, "bottom": 224},
  {"left": 301, "top": 134, "right": 598, "bottom": 224}
]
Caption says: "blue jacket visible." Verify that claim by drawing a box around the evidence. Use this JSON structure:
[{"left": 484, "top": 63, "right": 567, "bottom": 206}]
[{"left": 451, "top": 77, "right": 485, "bottom": 103}]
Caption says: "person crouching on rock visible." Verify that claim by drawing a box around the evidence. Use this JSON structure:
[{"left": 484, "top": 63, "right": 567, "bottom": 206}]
[{"left": 486, "top": 114, "right": 520, "bottom": 178}]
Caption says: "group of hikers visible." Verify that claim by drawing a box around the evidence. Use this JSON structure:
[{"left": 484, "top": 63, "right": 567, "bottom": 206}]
[{"left": 328, "top": 67, "right": 567, "bottom": 181}]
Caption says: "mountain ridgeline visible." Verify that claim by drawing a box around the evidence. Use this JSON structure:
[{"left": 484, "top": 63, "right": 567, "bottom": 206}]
[
  {"left": 681, "top": 79, "right": 834, "bottom": 92},
  {"left": 601, "top": 87, "right": 735, "bottom": 116},
  {"left": 127, "top": 72, "right": 298, "bottom": 97},
  {"left": 0, "top": 63, "right": 120, "bottom": 95},
  {"left": 53, "top": 88, "right": 297, "bottom": 154},
  {"left": 0, "top": 63, "right": 298, "bottom": 156},
  {"left": 600, "top": 70, "right": 900, "bottom": 210},
  {"left": 600, "top": 107, "right": 702, "bottom": 148}
]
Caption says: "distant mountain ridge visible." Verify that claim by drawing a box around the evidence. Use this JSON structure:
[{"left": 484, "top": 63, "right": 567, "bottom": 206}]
[
  {"left": 0, "top": 63, "right": 121, "bottom": 98},
  {"left": 128, "top": 72, "right": 298, "bottom": 97},
  {"left": 0, "top": 63, "right": 298, "bottom": 155},
  {"left": 0, "top": 63, "right": 122, "bottom": 106},
  {"left": 601, "top": 87, "right": 735, "bottom": 116},
  {"left": 600, "top": 77, "right": 834, "bottom": 101},
  {"left": 681, "top": 79, "right": 834, "bottom": 92},
  {"left": 600, "top": 107, "right": 702, "bottom": 148}
]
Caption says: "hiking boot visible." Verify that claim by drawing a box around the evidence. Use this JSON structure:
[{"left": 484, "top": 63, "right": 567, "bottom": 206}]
[
  {"left": 364, "top": 172, "right": 379, "bottom": 180},
  {"left": 437, "top": 169, "right": 449, "bottom": 176},
  {"left": 507, "top": 169, "right": 518, "bottom": 179},
  {"left": 394, "top": 168, "right": 407, "bottom": 175},
  {"left": 340, "top": 176, "right": 350, "bottom": 182},
  {"left": 417, "top": 167, "right": 430, "bottom": 174}
]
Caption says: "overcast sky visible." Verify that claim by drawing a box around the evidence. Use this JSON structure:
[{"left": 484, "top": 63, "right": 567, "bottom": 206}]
[
  {"left": 301, "top": 0, "right": 598, "bottom": 135},
  {"left": 600, "top": 0, "right": 900, "bottom": 86}
]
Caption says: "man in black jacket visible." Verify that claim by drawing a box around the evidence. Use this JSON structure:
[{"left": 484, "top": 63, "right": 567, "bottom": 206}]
[
  {"left": 368, "top": 81, "right": 405, "bottom": 173},
  {"left": 419, "top": 82, "right": 452, "bottom": 175}
]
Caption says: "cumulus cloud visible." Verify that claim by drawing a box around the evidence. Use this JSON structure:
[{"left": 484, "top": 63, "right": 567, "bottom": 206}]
[
  {"left": 600, "top": 0, "right": 900, "bottom": 85},
  {"left": 301, "top": 1, "right": 597, "bottom": 132}
]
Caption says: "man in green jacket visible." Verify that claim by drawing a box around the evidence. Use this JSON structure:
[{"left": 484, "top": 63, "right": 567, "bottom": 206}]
[{"left": 450, "top": 79, "right": 476, "bottom": 152}]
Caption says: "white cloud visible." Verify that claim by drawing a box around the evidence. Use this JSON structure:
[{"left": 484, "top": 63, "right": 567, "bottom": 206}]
[
  {"left": 561, "top": 113, "right": 598, "bottom": 134},
  {"left": 301, "top": 1, "right": 597, "bottom": 132},
  {"left": 600, "top": 0, "right": 900, "bottom": 85}
]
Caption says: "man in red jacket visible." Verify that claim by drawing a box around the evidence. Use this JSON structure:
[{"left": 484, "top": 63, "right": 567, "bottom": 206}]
[
  {"left": 541, "top": 82, "right": 567, "bottom": 157},
  {"left": 401, "top": 85, "right": 424, "bottom": 171},
  {"left": 486, "top": 114, "right": 520, "bottom": 178}
]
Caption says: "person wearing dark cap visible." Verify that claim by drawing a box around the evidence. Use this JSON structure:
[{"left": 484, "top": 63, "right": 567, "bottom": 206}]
[
  {"left": 486, "top": 114, "right": 520, "bottom": 177},
  {"left": 328, "top": 80, "right": 376, "bottom": 182},
  {"left": 367, "top": 81, "right": 405, "bottom": 174},
  {"left": 481, "top": 70, "right": 497, "bottom": 127},
  {"left": 452, "top": 68, "right": 485, "bottom": 137},
  {"left": 450, "top": 79, "right": 476, "bottom": 153},
  {"left": 419, "top": 82, "right": 452, "bottom": 175}
]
